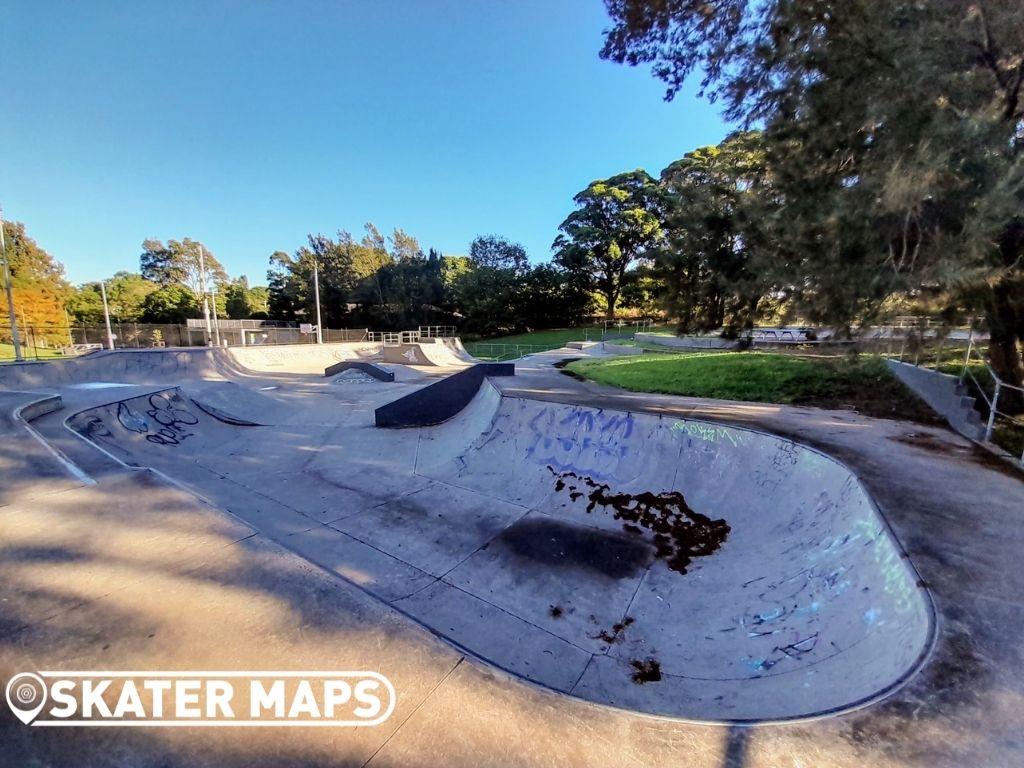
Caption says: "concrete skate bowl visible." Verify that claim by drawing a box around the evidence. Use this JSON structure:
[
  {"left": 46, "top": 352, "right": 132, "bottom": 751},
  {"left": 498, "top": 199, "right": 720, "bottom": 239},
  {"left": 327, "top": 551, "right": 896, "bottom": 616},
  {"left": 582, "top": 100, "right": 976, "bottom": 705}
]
[{"left": 65, "top": 381, "right": 934, "bottom": 723}]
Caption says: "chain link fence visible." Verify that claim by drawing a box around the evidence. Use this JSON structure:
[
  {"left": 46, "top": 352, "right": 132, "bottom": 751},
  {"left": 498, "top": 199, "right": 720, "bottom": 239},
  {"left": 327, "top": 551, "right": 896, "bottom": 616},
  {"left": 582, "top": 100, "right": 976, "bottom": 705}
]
[{"left": 0, "top": 323, "right": 370, "bottom": 362}]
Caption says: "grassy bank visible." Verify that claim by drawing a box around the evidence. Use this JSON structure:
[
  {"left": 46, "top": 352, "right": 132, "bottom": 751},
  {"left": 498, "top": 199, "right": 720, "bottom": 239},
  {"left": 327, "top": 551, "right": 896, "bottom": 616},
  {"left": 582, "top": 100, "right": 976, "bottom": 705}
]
[{"left": 567, "top": 352, "right": 942, "bottom": 423}]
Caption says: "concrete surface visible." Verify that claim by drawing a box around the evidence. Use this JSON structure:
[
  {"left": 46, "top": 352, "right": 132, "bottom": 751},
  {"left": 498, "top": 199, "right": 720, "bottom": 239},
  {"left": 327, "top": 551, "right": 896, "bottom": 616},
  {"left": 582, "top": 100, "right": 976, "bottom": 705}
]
[
  {"left": 885, "top": 360, "right": 985, "bottom": 440},
  {"left": 1, "top": 344, "right": 1022, "bottom": 766},
  {"left": 635, "top": 333, "right": 737, "bottom": 349}
]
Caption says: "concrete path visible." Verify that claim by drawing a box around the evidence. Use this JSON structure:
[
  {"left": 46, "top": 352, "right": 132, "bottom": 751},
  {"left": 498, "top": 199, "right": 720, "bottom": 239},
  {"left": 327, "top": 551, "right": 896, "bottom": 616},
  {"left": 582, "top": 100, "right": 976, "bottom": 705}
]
[{"left": 1, "top": 345, "right": 1022, "bottom": 766}]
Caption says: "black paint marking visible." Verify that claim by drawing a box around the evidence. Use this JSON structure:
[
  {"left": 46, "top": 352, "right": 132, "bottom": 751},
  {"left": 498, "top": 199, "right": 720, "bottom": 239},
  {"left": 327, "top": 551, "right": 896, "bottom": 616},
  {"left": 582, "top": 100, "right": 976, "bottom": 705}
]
[{"left": 496, "top": 518, "right": 653, "bottom": 579}]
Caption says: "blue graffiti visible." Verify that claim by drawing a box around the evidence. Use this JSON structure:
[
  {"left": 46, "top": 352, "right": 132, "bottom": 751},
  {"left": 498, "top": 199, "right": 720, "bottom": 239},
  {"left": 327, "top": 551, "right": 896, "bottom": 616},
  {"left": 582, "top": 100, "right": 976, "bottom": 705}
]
[{"left": 525, "top": 407, "right": 635, "bottom": 480}]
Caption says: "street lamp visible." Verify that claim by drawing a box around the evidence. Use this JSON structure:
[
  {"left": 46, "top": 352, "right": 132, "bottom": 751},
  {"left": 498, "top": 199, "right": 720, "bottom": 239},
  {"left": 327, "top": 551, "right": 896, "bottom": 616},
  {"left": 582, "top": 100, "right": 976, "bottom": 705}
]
[
  {"left": 97, "top": 281, "right": 115, "bottom": 350},
  {"left": 313, "top": 258, "right": 323, "bottom": 345},
  {"left": 210, "top": 284, "right": 222, "bottom": 347},
  {"left": 0, "top": 207, "right": 24, "bottom": 362},
  {"left": 198, "top": 243, "right": 212, "bottom": 345}
]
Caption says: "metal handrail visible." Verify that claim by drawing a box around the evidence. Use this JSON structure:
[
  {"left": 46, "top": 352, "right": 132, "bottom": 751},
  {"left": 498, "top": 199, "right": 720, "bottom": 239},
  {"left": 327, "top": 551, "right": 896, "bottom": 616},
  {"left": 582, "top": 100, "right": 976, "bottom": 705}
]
[{"left": 958, "top": 336, "right": 1024, "bottom": 460}]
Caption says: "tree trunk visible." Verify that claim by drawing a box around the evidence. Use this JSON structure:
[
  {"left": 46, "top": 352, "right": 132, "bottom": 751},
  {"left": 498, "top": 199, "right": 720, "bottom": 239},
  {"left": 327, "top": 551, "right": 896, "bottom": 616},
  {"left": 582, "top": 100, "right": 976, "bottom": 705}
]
[
  {"left": 604, "top": 288, "right": 618, "bottom": 320},
  {"left": 987, "top": 278, "right": 1024, "bottom": 414}
]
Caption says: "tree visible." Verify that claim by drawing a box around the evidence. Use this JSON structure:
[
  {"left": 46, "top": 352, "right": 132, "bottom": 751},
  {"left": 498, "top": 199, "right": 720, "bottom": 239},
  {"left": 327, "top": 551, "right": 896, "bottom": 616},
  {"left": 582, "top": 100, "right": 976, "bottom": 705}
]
[
  {"left": 553, "top": 170, "right": 664, "bottom": 319},
  {"left": 2, "top": 220, "right": 71, "bottom": 343},
  {"left": 468, "top": 235, "right": 529, "bottom": 273},
  {"left": 140, "top": 238, "right": 228, "bottom": 295},
  {"left": 266, "top": 234, "right": 356, "bottom": 327},
  {"left": 601, "top": 0, "right": 1024, "bottom": 388},
  {"left": 657, "top": 131, "right": 772, "bottom": 333},
  {"left": 66, "top": 286, "right": 105, "bottom": 324},
  {"left": 104, "top": 272, "right": 157, "bottom": 321},
  {"left": 140, "top": 284, "right": 198, "bottom": 323}
]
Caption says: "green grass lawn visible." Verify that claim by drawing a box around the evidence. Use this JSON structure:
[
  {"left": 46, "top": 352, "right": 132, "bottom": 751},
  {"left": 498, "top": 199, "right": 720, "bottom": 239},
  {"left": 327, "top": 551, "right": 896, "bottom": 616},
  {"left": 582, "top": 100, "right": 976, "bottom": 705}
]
[
  {"left": 567, "top": 351, "right": 943, "bottom": 423},
  {"left": 472, "top": 326, "right": 604, "bottom": 347},
  {"left": 472, "top": 323, "right": 676, "bottom": 347},
  {"left": 0, "top": 342, "right": 64, "bottom": 362}
]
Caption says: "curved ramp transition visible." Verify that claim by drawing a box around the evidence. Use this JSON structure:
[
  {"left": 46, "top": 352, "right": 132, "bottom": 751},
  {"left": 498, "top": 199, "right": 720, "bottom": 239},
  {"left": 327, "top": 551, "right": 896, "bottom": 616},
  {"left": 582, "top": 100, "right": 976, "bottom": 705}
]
[{"left": 67, "top": 381, "right": 932, "bottom": 722}]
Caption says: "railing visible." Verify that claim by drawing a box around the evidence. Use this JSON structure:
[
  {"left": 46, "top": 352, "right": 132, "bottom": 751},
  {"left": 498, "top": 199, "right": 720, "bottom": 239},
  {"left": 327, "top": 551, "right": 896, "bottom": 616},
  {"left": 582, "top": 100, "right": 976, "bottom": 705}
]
[
  {"left": 958, "top": 338, "right": 1024, "bottom": 461},
  {"left": 0, "top": 323, "right": 370, "bottom": 361},
  {"left": 367, "top": 331, "right": 402, "bottom": 345},
  {"left": 418, "top": 325, "right": 457, "bottom": 338},
  {"left": 463, "top": 343, "right": 564, "bottom": 361}
]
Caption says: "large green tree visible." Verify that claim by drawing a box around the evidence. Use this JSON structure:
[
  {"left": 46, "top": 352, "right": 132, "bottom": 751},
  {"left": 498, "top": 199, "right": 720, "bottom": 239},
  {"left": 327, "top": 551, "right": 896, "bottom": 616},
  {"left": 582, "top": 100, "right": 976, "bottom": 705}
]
[
  {"left": 67, "top": 272, "right": 156, "bottom": 324},
  {"left": 140, "top": 240, "right": 226, "bottom": 319},
  {"left": 553, "top": 170, "right": 664, "bottom": 319},
  {"left": 601, "top": 0, "right": 1024, "bottom": 386},
  {"left": 657, "top": 130, "right": 773, "bottom": 333}
]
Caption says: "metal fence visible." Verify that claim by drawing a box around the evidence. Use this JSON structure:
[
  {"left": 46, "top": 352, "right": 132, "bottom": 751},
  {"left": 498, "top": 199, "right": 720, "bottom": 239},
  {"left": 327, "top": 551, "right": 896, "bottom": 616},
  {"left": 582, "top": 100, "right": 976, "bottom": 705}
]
[
  {"left": 463, "top": 342, "right": 567, "bottom": 361},
  {"left": 0, "top": 323, "right": 370, "bottom": 362}
]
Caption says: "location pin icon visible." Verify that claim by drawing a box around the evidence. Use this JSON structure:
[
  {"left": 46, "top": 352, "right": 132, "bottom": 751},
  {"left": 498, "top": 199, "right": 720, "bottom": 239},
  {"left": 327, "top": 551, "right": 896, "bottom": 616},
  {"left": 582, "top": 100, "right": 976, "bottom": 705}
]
[{"left": 6, "top": 673, "right": 48, "bottom": 725}]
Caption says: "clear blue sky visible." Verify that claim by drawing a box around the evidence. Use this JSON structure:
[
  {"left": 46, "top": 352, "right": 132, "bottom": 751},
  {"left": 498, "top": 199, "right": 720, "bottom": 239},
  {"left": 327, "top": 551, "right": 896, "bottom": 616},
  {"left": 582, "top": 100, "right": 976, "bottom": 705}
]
[{"left": 3, "top": 0, "right": 730, "bottom": 285}]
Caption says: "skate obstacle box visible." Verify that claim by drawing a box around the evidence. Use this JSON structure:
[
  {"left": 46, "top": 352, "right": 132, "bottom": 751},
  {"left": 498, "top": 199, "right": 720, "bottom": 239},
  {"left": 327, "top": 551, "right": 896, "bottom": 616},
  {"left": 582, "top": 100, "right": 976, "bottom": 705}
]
[
  {"left": 323, "top": 360, "right": 395, "bottom": 382},
  {"left": 374, "top": 363, "right": 514, "bottom": 428}
]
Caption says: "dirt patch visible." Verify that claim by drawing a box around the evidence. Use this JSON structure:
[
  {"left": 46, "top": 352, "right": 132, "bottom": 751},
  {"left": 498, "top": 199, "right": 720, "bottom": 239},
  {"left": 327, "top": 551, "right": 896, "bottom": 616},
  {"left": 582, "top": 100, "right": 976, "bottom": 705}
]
[
  {"left": 549, "top": 468, "right": 730, "bottom": 575},
  {"left": 890, "top": 432, "right": 1024, "bottom": 479},
  {"left": 968, "top": 443, "right": 1024, "bottom": 480},
  {"left": 549, "top": 605, "right": 563, "bottom": 618},
  {"left": 630, "top": 658, "right": 662, "bottom": 684},
  {"left": 890, "top": 432, "right": 970, "bottom": 455},
  {"left": 497, "top": 517, "right": 653, "bottom": 579}
]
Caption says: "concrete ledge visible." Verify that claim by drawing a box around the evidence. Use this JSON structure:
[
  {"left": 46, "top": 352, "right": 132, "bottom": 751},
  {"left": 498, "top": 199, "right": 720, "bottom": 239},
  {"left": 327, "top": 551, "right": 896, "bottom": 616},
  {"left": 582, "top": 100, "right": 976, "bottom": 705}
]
[
  {"left": 15, "top": 393, "right": 64, "bottom": 422},
  {"left": 885, "top": 359, "right": 984, "bottom": 440},
  {"left": 375, "top": 363, "right": 514, "bottom": 428},
  {"left": 323, "top": 360, "right": 395, "bottom": 381},
  {"left": 635, "top": 333, "right": 737, "bottom": 350}
]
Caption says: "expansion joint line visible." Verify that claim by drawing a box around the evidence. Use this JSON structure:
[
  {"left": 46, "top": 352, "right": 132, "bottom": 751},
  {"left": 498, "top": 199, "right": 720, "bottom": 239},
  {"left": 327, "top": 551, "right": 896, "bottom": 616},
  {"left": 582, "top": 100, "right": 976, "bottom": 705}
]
[{"left": 359, "top": 657, "right": 465, "bottom": 768}]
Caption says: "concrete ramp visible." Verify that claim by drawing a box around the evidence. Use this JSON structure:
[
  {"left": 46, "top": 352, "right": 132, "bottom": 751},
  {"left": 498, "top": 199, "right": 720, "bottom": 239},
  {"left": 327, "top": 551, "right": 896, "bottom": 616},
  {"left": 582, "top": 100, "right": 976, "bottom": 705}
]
[
  {"left": 439, "top": 337, "right": 479, "bottom": 363},
  {"left": 411, "top": 394, "right": 934, "bottom": 720},
  {"left": 382, "top": 340, "right": 470, "bottom": 367},
  {"left": 230, "top": 342, "right": 382, "bottom": 373}
]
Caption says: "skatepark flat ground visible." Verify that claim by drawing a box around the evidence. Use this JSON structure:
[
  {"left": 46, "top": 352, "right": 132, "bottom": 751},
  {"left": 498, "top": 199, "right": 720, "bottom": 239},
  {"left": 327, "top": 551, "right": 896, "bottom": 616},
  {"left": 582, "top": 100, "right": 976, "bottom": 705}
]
[{"left": 1, "top": 343, "right": 1023, "bottom": 766}]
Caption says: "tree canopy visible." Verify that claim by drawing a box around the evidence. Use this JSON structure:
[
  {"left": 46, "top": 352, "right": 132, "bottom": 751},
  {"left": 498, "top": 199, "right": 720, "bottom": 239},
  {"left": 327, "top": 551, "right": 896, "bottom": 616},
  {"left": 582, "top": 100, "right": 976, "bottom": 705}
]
[
  {"left": 553, "top": 169, "right": 664, "bottom": 319},
  {"left": 602, "top": 0, "right": 1024, "bottom": 385}
]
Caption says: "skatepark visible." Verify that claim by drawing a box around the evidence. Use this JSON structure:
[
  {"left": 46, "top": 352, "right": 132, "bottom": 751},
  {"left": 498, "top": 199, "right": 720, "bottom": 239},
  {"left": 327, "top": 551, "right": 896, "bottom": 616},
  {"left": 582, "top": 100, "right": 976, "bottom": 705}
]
[{"left": 2, "top": 340, "right": 1023, "bottom": 767}]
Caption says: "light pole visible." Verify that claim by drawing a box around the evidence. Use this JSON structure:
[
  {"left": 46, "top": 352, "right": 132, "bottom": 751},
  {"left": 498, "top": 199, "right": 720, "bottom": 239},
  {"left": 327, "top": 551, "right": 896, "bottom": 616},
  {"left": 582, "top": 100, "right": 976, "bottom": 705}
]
[
  {"left": 313, "top": 258, "right": 323, "bottom": 344},
  {"left": 98, "top": 280, "right": 115, "bottom": 350},
  {"left": 210, "top": 285, "right": 222, "bottom": 347},
  {"left": 0, "top": 208, "right": 24, "bottom": 361},
  {"left": 198, "top": 244, "right": 212, "bottom": 345}
]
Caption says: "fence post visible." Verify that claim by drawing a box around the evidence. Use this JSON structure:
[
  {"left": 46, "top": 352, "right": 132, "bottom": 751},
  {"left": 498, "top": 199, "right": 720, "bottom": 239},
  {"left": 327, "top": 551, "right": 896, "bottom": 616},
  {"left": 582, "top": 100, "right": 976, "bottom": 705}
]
[
  {"left": 959, "top": 332, "right": 973, "bottom": 383},
  {"left": 984, "top": 380, "right": 1000, "bottom": 443},
  {"left": 934, "top": 335, "right": 945, "bottom": 369}
]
